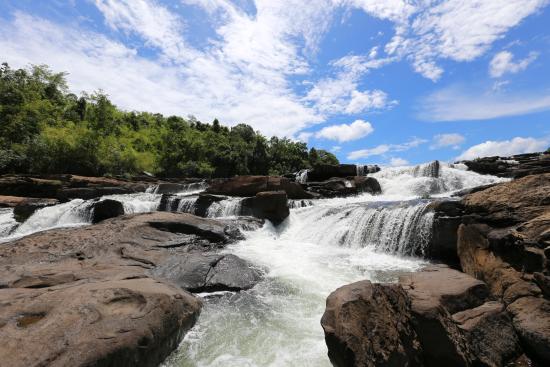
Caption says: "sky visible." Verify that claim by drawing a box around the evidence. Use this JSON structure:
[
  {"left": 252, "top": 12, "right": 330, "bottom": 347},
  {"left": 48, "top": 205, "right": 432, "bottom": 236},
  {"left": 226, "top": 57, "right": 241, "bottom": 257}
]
[{"left": 1, "top": 0, "right": 549, "bottom": 166}]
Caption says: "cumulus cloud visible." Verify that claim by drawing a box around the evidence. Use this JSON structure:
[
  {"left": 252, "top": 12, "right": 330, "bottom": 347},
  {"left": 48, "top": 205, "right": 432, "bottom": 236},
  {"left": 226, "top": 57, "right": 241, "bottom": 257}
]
[
  {"left": 419, "top": 86, "right": 550, "bottom": 121},
  {"left": 315, "top": 119, "right": 374, "bottom": 142},
  {"left": 489, "top": 51, "right": 538, "bottom": 78},
  {"left": 456, "top": 137, "right": 549, "bottom": 160},
  {"left": 389, "top": 157, "right": 409, "bottom": 166},
  {"left": 430, "top": 133, "right": 465, "bottom": 150},
  {"left": 331, "top": 146, "right": 342, "bottom": 152},
  {"left": 347, "top": 137, "right": 427, "bottom": 160}
]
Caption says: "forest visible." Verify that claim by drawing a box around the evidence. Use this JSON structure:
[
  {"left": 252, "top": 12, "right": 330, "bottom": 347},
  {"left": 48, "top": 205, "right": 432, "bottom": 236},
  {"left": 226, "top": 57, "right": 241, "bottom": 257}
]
[{"left": 0, "top": 62, "right": 338, "bottom": 178}]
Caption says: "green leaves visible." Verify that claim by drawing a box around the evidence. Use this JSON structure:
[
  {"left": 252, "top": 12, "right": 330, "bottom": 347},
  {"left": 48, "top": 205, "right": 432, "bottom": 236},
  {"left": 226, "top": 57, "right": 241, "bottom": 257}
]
[{"left": 0, "top": 62, "right": 339, "bottom": 177}]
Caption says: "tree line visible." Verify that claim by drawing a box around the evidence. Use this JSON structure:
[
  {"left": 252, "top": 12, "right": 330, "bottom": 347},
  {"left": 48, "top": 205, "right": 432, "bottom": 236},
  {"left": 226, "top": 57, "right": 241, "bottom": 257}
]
[{"left": 0, "top": 62, "right": 338, "bottom": 178}]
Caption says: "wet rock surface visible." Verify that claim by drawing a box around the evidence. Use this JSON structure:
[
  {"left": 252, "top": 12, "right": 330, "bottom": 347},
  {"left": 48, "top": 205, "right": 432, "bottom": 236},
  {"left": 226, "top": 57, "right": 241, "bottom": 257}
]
[
  {"left": 241, "top": 190, "right": 290, "bottom": 224},
  {"left": 0, "top": 211, "right": 259, "bottom": 367}
]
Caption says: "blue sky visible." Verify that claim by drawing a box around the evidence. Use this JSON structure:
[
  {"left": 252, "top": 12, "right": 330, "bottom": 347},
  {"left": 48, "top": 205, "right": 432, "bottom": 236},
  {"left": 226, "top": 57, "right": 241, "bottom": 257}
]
[{"left": 1, "top": 0, "right": 549, "bottom": 166}]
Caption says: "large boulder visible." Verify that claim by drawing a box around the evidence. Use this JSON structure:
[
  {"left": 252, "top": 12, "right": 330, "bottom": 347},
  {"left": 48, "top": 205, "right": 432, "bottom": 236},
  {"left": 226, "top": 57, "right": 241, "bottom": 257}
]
[
  {"left": 154, "top": 253, "right": 262, "bottom": 292},
  {"left": 306, "top": 164, "right": 357, "bottom": 182},
  {"left": 0, "top": 212, "right": 254, "bottom": 366},
  {"left": 206, "top": 175, "right": 312, "bottom": 199},
  {"left": 399, "top": 265, "right": 485, "bottom": 366},
  {"left": 90, "top": 199, "right": 125, "bottom": 223},
  {"left": 321, "top": 280, "right": 423, "bottom": 367},
  {"left": 0, "top": 276, "right": 201, "bottom": 367},
  {"left": 241, "top": 191, "right": 290, "bottom": 224},
  {"left": 452, "top": 301, "right": 521, "bottom": 367}
]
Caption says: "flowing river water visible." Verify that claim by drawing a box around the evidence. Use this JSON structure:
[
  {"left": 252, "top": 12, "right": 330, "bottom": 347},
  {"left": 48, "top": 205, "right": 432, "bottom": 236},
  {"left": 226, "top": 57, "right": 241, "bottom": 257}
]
[{"left": 0, "top": 162, "right": 508, "bottom": 366}]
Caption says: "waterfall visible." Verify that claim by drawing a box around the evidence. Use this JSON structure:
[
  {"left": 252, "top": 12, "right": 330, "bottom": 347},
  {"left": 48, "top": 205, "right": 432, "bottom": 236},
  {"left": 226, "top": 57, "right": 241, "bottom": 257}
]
[
  {"left": 9, "top": 199, "right": 93, "bottom": 239},
  {"left": 279, "top": 200, "right": 434, "bottom": 256},
  {"left": 206, "top": 198, "right": 243, "bottom": 218},
  {"left": 102, "top": 192, "right": 161, "bottom": 213},
  {"left": 146, "top": 181, "right": 208, "bottom": 195},
  {"left": 373, "top": 161, "right": 508, "bottom": 199},
  {"left": 295, "top": 169, "right": 309, "bottom": 184},
  {"left": 0, "top": 208, "right": 17, "bottom": 237},
  {"left": 288, "top": 200, "right": 314, "bottom": 209}
]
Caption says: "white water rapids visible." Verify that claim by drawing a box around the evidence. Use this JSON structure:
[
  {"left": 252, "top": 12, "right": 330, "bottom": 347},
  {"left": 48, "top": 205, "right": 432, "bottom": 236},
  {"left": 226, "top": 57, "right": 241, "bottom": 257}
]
[
  {"left": 161, "top": 162, "right": 508, "bottom": 367},
  {"left": 0, "top": 162, "right": 508, "bottom": 366}
]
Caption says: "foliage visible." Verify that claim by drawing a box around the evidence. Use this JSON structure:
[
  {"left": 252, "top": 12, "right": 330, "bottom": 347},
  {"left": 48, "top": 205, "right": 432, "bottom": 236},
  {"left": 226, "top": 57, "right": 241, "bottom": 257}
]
[{"left": 0, "top": 62, "right": 339, "bottom": 177}]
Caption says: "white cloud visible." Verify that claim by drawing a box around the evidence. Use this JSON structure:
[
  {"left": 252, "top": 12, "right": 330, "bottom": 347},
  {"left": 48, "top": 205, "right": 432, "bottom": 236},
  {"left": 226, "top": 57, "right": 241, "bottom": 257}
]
[
  {"left": 94, "top": 0, "right": 192, "bottom": 62},
  {"left": 456, "top": 137, "right": 549, "bottom": 160},
  {"left": 419, "top": 86, "right": 550, "bottom": 121},
  {"left": 489, "top": 50, "right": 538, "bottom": 78},
  {"left": 431, "top": 133, "right": 465, "bottom": 150},
  {"left": 0, "top": 10, "right": 323, "bottom": 137},
  {"left": 389, "top": 157, "right": 409, "bottom": 166},
  {"left": 347, "top": 137, "right": 427, "bottom": 160},
  {"left": 297, "top": 131, "right": 313, "bottom": 142},
  {"left": 315, "top": 119, "right": 374, "bottom": 142},
  {"left": 380, "top": 0, "right": 549, "bottom": 80},
  {"left": 331, "top": 146, "right": 342, "bottom": 153}
]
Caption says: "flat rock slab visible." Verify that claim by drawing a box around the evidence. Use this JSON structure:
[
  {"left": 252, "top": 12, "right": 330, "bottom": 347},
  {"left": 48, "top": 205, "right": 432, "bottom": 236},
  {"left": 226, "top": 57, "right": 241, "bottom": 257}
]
[{"left": 0, "top": 211, "right": 259, "bottom": 366}]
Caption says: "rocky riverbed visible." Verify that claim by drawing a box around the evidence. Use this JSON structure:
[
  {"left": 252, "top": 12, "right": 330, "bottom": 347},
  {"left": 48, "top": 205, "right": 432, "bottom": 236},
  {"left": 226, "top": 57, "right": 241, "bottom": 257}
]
[{"left": 0, "top": 155, "right": 548, "bottom": 366}]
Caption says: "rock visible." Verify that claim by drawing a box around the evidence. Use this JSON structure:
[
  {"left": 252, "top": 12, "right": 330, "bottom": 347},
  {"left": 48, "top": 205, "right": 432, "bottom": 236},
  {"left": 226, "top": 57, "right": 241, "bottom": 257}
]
[
  {"left": 306, "top": 164, "right": 357, "bottom": 182},
  {"left": 0, "top": 212, "right": 252, "bottom": 366},
  {"left": 354, "top": 176, "right": 382, "bottom": 195},
  {"left": 153, "top": 253, "right": 262, "bottom": 292},
  {"left": 321, "top": 280, "right": 423, "bottom": 367},
  {"left": 56, "top": 186, "right": 136, "bottom": 201},
  {"left": 206, "top": 175, "right": 312, "bottom": 199},
  {"left": 90, "top": 199, "right": 125, "bottom": 223},
  {"left": 0, "top": 176, "right": 62, "bottom": 198},
  {"left": 10, "top": 197, "right": 59, "bottom": 222},
  {"left": 462, "top": 173, "right": 550, "bottom": 226},
  {"left": 303, "top": 176, "right": 382, "bottom": 198},
  {"left": 356, "top": 164, "right": 381, "bottom": 175},
  {"left": 241, "top": 191, "right": 290, "bottom": 224},
  {"left": 0, "top": 277, "right": 201, "bottom": 367},
  {"left": 0, "top": 195, "right": 30, "bottom": 208},
  {"left": 426, "top": 200, "right": 464, "bottom": 264},
  {"left": 452, "top": 301, "right": 522, "bottom": 366},
  {"left": 507, "top": 296, "right": 550, "bottom": 363},
  {"left": 459, "top": 152, "right": 550, "bottom": 178},
  {"left": 451, "top": 184, "right": 498, "bottom": 198},
  {"left": 533, "top": 272, "right": 550, "bottom": 298},
  {"left": 399, "top": 265, "right": 487, "bottom": 366},
  {"left": 194, "top": 193, "right": 227, "bottom": 217}
]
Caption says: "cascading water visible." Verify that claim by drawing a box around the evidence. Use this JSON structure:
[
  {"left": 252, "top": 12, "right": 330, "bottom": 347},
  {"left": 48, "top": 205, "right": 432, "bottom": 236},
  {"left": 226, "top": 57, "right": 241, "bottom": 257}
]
[
  {"left": 162, "top": 162, "right": 507, "bottom": 367},
  {"left": 0, "top": 162, "right": 509, "bottom": 366},
  {"left": 206, "top": 198, "right": 243, "bottom": 218}
]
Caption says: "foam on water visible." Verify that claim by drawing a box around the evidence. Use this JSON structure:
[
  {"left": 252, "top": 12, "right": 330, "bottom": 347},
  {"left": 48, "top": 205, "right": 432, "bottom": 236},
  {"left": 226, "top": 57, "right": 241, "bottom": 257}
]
[
  {"left": 164, "top": 204, "right": 429, "bottom": 367},
  {"left": 163, "top": 161, "right": 505, "bottom": 366}
]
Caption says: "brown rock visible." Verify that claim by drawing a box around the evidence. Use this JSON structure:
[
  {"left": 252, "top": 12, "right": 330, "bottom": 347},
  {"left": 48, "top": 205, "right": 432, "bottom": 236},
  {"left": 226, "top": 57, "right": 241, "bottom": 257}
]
[
  {"left": 452, "top": 301, "right": 522, "bottom": 367},
  {"left": 241, "top": 191, "right": 290, "bottom": 224},
  {"left": 399, "top": 265, "right": 487, "bottom": 366},
  {"left": 90, "top": 199, "right": 125, "bottom": 223},
  {"left": 0, "top": 212, "right": 255, "bottom": 366},
  {"left": 507, "top": 296, "right": 550, "bottom": 363},
  {"left": 206, "top": 175, "right": 312, "bottom": 199},
  {"left": 321, "top": 280, "right": 423, "bottom": 367}
]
